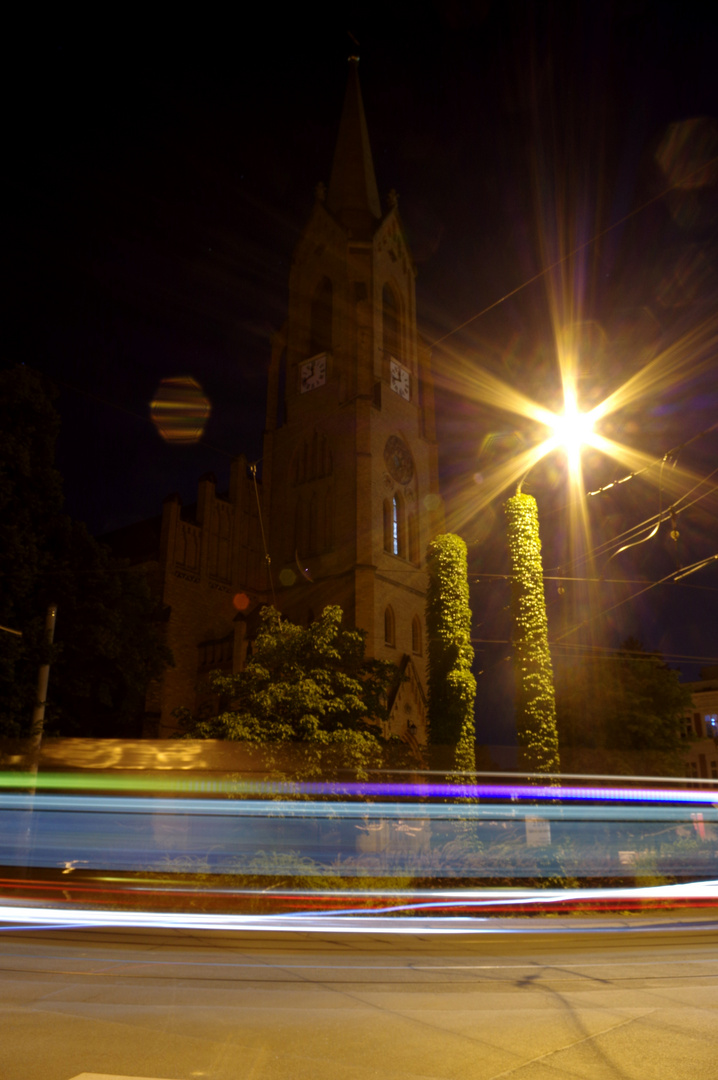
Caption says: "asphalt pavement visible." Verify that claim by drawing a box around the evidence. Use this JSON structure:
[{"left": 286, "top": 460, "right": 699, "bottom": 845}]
[{"left": 1, "top": 915, "right": 717, "bottom": 1080}]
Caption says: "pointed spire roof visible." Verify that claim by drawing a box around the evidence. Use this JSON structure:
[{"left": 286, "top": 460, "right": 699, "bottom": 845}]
[{"left": 326, "top": 57, "right": 382, "bottom": 237}]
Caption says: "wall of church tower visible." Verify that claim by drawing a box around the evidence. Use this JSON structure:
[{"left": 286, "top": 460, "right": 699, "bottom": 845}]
[
  {"left": 122, "top": 60, "right": 446, "bottom": 748},
  {"left": 261, "top": 193, "right": 443, "bottom": 739},
  {"left": 255, "top": 60, "right": 445, "bottom": 746},
  {"left": 145, "top": 459, "right": 266, "bottom": 735}
]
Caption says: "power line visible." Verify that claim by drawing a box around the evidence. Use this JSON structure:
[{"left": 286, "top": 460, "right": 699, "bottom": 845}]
[
  {"left": 473, "top": 572, "right": 718, "bottom": 591},
  {"left": 553, "top": 553, "right": 718, "bottom": 644},
  {"left": 551, "top": 468, "right": 718, "bottom": 575},
  {"left": 429, "top": 155, "right": 718, "bottom": 348},
  {"left": 470, "top": 638, "right": 718, "bottom": 666},
  {"left": 586, "top": 424, "right": 718, "bottom": 498},
  {"left": 51, "top": 375, "right": 237, "bottom": 460}
]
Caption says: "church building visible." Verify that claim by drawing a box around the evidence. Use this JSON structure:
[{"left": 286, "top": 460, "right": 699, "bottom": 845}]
[{"left": 113, "top": 59, "right": 444, "bottom": 745}]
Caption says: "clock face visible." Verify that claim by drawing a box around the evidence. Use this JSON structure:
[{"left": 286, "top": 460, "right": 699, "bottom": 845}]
[
  {"left": 300, "top": 354, "right": 327, "bottom": 393},
  {"left": 384, "top": 434, "right": 414, "bottom": 484},
  {"left": 389, "top": 359, "right": 410, "bottom": 400}
]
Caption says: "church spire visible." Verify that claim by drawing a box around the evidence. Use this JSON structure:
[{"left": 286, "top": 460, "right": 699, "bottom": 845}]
[{"left": 326, "top": 56, "right": 382, "bottom": 237}]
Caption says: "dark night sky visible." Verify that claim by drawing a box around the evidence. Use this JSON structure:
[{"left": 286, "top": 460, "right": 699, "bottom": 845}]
[{"left": 5, "top": 5, "right": 718, "bottom": 742}]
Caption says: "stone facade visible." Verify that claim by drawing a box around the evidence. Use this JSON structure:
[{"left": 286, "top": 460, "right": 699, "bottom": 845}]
[{"left": 110, "top": 60, "right": 443, "bottom": 741}]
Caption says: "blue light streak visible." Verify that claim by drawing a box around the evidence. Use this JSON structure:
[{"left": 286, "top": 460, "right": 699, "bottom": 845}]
[{"left": 1, "top": 793, "right": 717, "bottom": 821}]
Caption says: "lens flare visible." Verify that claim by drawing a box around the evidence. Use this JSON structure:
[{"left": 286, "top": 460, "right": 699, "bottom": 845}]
[
  {"left": 150, "top": 375, "right": 211, "bottom": 444},
  {"left": 546, "top": 387, "right": 596, "bottom": 476}
]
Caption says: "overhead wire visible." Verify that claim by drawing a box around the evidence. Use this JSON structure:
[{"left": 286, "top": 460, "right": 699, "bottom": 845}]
[
  {"left": 469, "top": 638, "right": 718, "bottom": 665},
  {"left": 548, "top": 466, "right": 718, "bottom": 575},
  {"left": 553, "top": 553, "right": 718, "bottom": 645},
  {"left": 428, "top": 155, "right": 718, "bottom": 349},
  {"left": 585, "top": 423, "right": 718, "bottom": 498},
  {"left": 473, "top": 572, "right": 718, "bottom": 591}
]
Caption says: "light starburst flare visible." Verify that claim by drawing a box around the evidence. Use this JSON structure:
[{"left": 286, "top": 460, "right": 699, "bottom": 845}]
[{"left": 434, "top": 307, "right": 717, "bottom": 537}]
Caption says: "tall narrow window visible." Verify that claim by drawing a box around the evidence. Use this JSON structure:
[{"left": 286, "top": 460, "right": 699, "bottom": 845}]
[
  {"left": 308, "top": 492, "right": 318, "bottom": 554},
  {"left": 294, "top": 499, "right": 306, "bottom": 555},
  {"left": 382, "top": 284, "right": 400, "bottom": 358},
  {"left": 383, "top": 499, "right": 392, "bottom": 552},
  {"left": 310, "top": 430, "right": 318, "bottom": 478},
  {"left": 384, "top": 606, "right": 395, "bottom": 647},
  {"left": 276, "top": 348, "right": 287, "bottom": 428},
  {"left": 324, "top": 490, "right": 333, "bottom": 551},
  {"left": 310, "top": 277, "right": 333, "bottom": 356},
  {"left": 392, "top": 493, "right": 406, "bottom": 557}
]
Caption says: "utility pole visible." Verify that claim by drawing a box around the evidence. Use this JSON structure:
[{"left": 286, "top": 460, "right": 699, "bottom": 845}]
[
  {"left": 16, "top": 604, "right": 57, "bottom": 874},
  {"left": 28, "top": 603, "right": 57, "bottom": 777}
]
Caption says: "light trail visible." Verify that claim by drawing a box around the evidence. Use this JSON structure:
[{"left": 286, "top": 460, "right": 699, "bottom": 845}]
[
  {"left": 3, "top": 776, "right": 715, "bottom": 919},
  {"left": 2, "top": 794, "right": 717, "bottom": 820},
  {"left": 1, "top": 880, "right": 716, "bottom": 933},
  {"left": 2, "top": 772, "right": 717, "bottom": 803}
]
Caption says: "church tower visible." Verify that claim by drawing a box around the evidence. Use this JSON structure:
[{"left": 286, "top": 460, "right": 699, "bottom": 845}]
[{"left": 262, "top": 58, "right": 443, "bottom": 742}]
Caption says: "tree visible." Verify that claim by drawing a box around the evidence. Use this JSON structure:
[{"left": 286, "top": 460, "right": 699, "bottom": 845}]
[
  {"left": 0, "top": 364, "right": 172, "bottom": 738},
  {"left": 40, "top": 518, "right": 173, "bottom": 738},
  {"left": 504, "top": 492, "right": 560, "bottom": 775},
  {"left": 555, "top": 638, "right": 692, "bottom": 761},
  {"left": 178, "top": 605, "right": 396, "bottom": 780},
  {"left": 426, "top": 534, "right": 476, "bottom": 774},
  {"left": 0, "top": 365, "right": 65, "bottom": 730}
]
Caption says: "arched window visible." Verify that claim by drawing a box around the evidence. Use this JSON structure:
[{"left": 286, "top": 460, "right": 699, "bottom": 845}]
[
  {"left": 384, "top": 606, "right": 395, "bottom": 647},
  {"left": 382, "top": 284, "right": 400, "bottom": 358},
  {"left": 310, "top": 277, "right": 333, "bottom": 356},
  {"left": 308, "top": 492, "right": 319, "bottom": 554},
  {"left": 324, "top": 490, "right": 333, "bottom": 551},
  {"left": 276, "top": 348, "right": 287, "bottom": 428},
  {"left": 392, "top": 493, "right": 406, "bottom": 557},
  {"left": 383, "top": 498, "right": 392, "bottom": 552},
  {"left": 294, "top": 499, "right": 306, "bottom": 555},
  {"left": 411, "top": 616, "right": 422, "bottom": 656},
  {"left": 310, "top": 430, "right": 318, "bottom": 479}
]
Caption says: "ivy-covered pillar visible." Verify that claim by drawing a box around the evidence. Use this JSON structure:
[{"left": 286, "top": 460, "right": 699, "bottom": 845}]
[
  {"left": 504, "top": 493, "right": 560, "bottom": 775},
  {"left": 426, "top": 534, "right": 476, "bottom": 776}
]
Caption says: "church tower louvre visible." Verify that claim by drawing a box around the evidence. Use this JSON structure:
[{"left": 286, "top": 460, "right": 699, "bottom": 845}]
[{"left": 262, "top": 57, "right": 443, "bottom": 742}]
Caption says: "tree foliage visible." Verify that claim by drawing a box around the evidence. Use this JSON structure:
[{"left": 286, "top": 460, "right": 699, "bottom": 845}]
[
  {"left": 426, "top": 533, "right": 476, "bottom": 772},
  {"left": 0, "top": 364, "right": 171, "bottom": 738},
  {"left": 177, "top": 605, "right": 396, "bottom": 780},
  {"left": 504, "top": 493, "right": 560, "bottom": 774},
  {"left": 555, "top": 638, "right": 692, "bottom": 758}
]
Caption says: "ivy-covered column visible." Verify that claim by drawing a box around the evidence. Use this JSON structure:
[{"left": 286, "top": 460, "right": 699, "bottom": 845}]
[
  {"left": 504, "top": 493, "right": 560, "bottom": 775},
  {"left": 426, "top": 534, "right": 476, "bottom": 775}
]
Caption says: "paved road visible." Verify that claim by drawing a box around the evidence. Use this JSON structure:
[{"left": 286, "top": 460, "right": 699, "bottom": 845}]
[{"left": 1, "top": 917, "right": 717, "bottom": 1080}]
